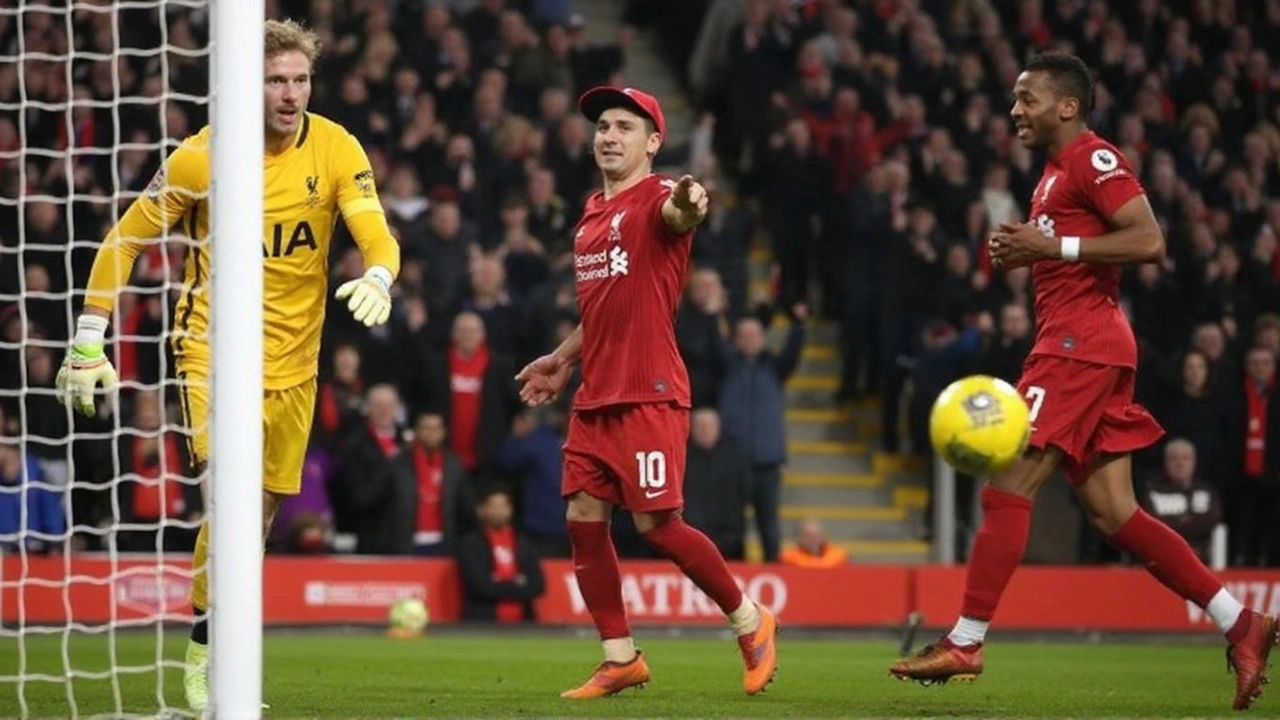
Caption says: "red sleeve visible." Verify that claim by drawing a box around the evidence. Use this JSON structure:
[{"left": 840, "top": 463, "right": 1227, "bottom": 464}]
[
  {"left": 1079, "top": 144, "right": 1145, "bottom": 220},
  {"left": 650, "top": 177, "right": 686, "bottom": 243}
]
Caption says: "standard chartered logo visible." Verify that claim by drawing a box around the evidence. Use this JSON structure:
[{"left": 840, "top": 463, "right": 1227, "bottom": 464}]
[{"left": 575, "top": 247, "right": 629, "bottom": 281}]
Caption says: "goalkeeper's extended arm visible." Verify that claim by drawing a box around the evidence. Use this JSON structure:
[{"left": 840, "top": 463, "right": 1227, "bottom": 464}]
[
  {"left": 57, "top": 209, "right": 161, "bottom": 416},
  {"left": 337, "top": 211, "right": 401, "bottom": 327}
]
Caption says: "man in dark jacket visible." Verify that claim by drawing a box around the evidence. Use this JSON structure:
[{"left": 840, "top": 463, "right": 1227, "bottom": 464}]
[
  {"left": 333, "top": 384, "right": 415, "bottom": 555},
  {"left": 495, "top": 406, "right": 569, "bottom": 557},
  {"left": 413, "top": 311, "right": 521, "bottom": 479},
  {"left": 718, "top": 303, "right": 807, "bottom": 562},
  {"left": 456, "top": 487, "right": 546, "bottom": 623},
  {"left": 683, "top": 408, "right": 753, "bottom": 560},
  {"left": 404, "top": 412, "right": 475, "bottom": 556},
  {"left": 1141, "top": 438, "right": 1223, "bottom": 564},
  {"left": 676, "top": 268, "right": 730, "bottom": 408}
]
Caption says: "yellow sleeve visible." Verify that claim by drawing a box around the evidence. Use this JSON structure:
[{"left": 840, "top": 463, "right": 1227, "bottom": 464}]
[
  {"left": 85, "top": 141, "right": 206, "bottom": 311},
  {"left": 331, "top": 130, "right": 400, "bottom": 278}
]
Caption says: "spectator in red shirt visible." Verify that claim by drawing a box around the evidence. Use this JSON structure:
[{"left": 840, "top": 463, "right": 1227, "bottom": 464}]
[
  {"left": 418, "top": 311, "right": 520, "bottom": 479},
  {"left": 456, "top": 487, "right": 545, "bottom": 623},
  {"left": 408, "top": 412, "right": 474, "bottom": 557}
]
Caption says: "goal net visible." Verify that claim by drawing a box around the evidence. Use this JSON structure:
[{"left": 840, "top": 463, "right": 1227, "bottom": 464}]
[{"left": 0, "top": 1, "right": 228, "bottom": 716}]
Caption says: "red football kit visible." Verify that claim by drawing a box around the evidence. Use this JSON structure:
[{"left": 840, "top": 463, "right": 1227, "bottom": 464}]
[
  {"left": 1016, "top": 130, "right": 1164, "bottom": 483},
  {"left": 562, "top": 174, "right": 693, "bottom": 511}
]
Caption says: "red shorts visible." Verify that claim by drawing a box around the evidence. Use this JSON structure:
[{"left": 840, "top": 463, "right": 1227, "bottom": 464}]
[
  {"left": 1016, "top": 355, "right": 1164, "bottom": 486},
  {"left": 562, "top": 402, "right": 689, "bottom": 512}
]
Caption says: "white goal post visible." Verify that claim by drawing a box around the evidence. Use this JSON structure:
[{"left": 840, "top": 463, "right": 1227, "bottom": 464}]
[
  {"left": 0, "top": 0, "right": 263, "bottom": 717},
  {"left": 210, "top": 0, "right": 265, "bottom": 717}
]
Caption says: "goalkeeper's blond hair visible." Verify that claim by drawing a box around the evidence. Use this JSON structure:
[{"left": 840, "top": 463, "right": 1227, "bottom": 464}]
[{"left": 265, "top": 19, "right": 321, "bottom": 65}]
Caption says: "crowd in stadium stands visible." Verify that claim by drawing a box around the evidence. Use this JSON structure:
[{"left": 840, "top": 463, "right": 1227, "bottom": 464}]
[
  {"left": 1, "top": 0, "right": 1279, "bottom": 571},
  {"left": 652, "top": 0, "right": 1280, "bottom": 566}
]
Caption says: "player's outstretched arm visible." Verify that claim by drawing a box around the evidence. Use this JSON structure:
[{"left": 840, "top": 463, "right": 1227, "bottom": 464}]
[
  {"left": 59, "top": 146, "right": 202, "bottom": 416},
  {"left": 661, "top": 174, "right": 709, "bottom": 234},
  {"left": 333, "top": 132, "right": 402, "bottom": 328},
  {"left": 515, "top": 325, "right": 581, "bottom": 406},
  {"left": 990, "top": 195, "right": 1164, "bottom": 269}
]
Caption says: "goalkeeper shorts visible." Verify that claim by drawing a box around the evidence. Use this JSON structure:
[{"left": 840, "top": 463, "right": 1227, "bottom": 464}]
[{"left": 177, "top": 370, "right": 316, "bottom": 495}]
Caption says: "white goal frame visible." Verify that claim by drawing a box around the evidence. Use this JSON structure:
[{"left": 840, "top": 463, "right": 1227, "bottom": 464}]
[{"left": 209, "top": 0, "right": 265, "bottom": 717}]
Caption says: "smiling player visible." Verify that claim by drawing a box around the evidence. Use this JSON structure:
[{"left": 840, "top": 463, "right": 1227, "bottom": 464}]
[
  {"left": 55, "top": 19, "right": 400, "bottom": 712},
  {"left": 888, "top": 53, "right": 1278, "bottom": 711},
  {"left": 515, "top": 86, "right": 779, "bottom": 698}
]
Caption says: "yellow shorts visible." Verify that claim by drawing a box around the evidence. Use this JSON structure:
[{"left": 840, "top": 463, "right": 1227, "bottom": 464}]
[{"left": 177, "top": 371, "right": 315, "bottom": 496}]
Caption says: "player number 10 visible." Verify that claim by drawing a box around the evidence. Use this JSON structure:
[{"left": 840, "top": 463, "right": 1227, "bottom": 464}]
[{"left": 635, "top": 450, "right": 667, "bottom": 489}]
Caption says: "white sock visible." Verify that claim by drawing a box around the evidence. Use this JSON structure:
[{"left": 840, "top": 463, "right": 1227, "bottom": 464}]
[
  {"left": 946, "top": 616, "right": 989, "bottom": 647},
  {"left": 727, "top": 594, "right": 760, "bottom": 636},
  {"left": 602, "top": 637, "right": 636, "bottom": 664},
  {"left": 1206, "top": 588, "right": 1246, "bottom": 636}
]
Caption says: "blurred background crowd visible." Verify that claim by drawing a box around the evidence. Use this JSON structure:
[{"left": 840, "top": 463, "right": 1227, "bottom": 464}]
[{"left": 1, "top": 0, "right": 1279, "bottom": 579}]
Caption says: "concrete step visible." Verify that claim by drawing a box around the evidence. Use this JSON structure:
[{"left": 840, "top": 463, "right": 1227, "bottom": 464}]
[
  {"left": 781, "top": 486, "right": 928, "bottom": 518},
  {"left": 785, "top": 386, "right": 841, "bottom": 408},
  {"left": 872, "top": 452, "right": 928, "bottom": 474},
  {"left": 785, "top": 451, "right": 871, "bottom": 475},
  {"left": 788, "top": 439, "right": 866, "bottom": 456},
  {"left": 781, "top": 483, "right": 889, "bottom": 507},
  {"left": 786, "top": 375, "right": 840, "bottom": 393},
  {"left": 843, "top": 539, "right": 931, "bottom": 563},
  {"left": 785, "top": 406, "right": 851, "bottom": 423},
  {"left": 802, "top": 344, "right": 838, "bottom": 361},
  {"left": 785, "top": 420, "right": 857, "bottom": 442},
  {"left": 784, "top": 470, "right": 882, "bottom": 488},
  {"left": 817, "top": 516, "right": 927, "bottom": 542},
  {"left": 795, "top": 355, "right": 841, "bottom": 378}
]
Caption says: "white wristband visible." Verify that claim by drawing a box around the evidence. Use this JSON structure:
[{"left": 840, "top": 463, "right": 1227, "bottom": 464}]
[
  {"left": 74, "top": 314, "right": 109, "bottom": 346},
  {"left": 1060, "top": 236, "right": 1081, "bottom": 262},
  {"left": 365, "top": 265, "right": 393, "bottom": 292}
]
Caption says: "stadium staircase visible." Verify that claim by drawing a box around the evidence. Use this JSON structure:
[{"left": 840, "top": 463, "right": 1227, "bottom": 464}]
[
  {"left": 575, "top": 0, "right": 694, "bottom": 151},
  {"left": 576, "top": 0, "right": 932, "bottom": 564},
  {"left": 748, "top": 254, "right": 933, "bottom": 564}
]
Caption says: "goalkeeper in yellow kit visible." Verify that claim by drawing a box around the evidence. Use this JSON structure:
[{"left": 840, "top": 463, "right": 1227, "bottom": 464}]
[{"left": 55, "top": 19, "right": 400, "bottom": 712}]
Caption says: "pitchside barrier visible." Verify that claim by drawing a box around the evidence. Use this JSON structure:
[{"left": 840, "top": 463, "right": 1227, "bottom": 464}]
[{"left": 3, "top": 554, "right": 1279, "bottom": 632}]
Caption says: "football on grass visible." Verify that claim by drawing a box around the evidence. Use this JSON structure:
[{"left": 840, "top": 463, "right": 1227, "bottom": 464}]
[{"left": 387, "top": 598, "right": 430, "bottom": 637}]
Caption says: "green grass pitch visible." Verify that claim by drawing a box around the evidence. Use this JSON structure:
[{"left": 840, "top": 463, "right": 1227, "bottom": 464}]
[{"left": 1, "top": 630, "right": 1278, "bottom": 718}]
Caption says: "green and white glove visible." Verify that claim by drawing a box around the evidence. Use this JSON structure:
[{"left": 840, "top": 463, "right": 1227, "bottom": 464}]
[
  {"left": 335, "top": 265, "right": 393, "bottom": 327},
  {"left": 55, "top": 315, "right": 119, "bottom": 417}
]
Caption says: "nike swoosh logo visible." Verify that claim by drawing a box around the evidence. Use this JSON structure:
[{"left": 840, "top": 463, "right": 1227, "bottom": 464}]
[{"left": 644, "top": 490, "right": 667, "bottom": 499}]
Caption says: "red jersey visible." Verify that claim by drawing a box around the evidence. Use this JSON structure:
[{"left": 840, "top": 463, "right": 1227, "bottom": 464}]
[
  {"left": 1027, "top": 130, "right": 1146, "bottom": 368},
  {"left": 572, "top": 174, "right": 693, "bottom": 409}
]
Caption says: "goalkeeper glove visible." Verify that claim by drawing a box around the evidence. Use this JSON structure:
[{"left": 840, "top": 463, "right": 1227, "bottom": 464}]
[
  {"left": 335, "top": 265, "right": 393, "bottom": 328},
  {"left": 55, "top": 315, "right": 119, "bottom": 417}
]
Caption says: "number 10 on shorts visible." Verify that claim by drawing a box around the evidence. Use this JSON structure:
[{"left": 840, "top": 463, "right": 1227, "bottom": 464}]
[{"left": 635, "top": 450, "right": 667, "bottom": 491}]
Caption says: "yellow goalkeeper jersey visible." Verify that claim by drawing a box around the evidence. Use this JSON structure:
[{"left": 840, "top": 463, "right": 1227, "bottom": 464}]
[{"left": 86, "top": 113, "right": 399, "bottom": 390}]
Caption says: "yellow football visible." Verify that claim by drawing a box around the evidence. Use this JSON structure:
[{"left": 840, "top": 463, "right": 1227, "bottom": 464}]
[{"left": 929, "top": 374, "right": 1031, "bottom": 476}]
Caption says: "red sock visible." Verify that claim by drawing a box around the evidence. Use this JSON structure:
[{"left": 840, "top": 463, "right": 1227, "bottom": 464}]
[
  {"left": 568, "top": 520, "right": 631, "bottom": 640},
  {"left": 960, "top": 486, "right": 1034, "bottom": 621},
  {"left": 1110, "top": 509, "right": 1221, "bottom": 607},
  {"left": 642, "top": 517, "right": 743, "bottom": 614}
]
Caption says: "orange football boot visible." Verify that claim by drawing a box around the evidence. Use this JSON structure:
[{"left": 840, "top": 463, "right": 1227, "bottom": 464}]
[
  {"left": 1227, "top": 611, "right": 1280, "bottom": 711},
  {"left": 738, "top": 605, "right": 779, "bottom": 695},
  {"left": 560, "top": 651, "right": 650, "bottom": 699},
  {"left": 889, "top": 639, "right": 984, "bottom": 685}
]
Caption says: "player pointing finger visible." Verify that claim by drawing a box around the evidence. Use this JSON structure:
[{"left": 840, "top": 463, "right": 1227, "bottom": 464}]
[
  {"left": 669, "top": 174, "right": 709, "bottom": 226},
  {"left": 517, "top": 85, "right": 778, "bottom": 701}
]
